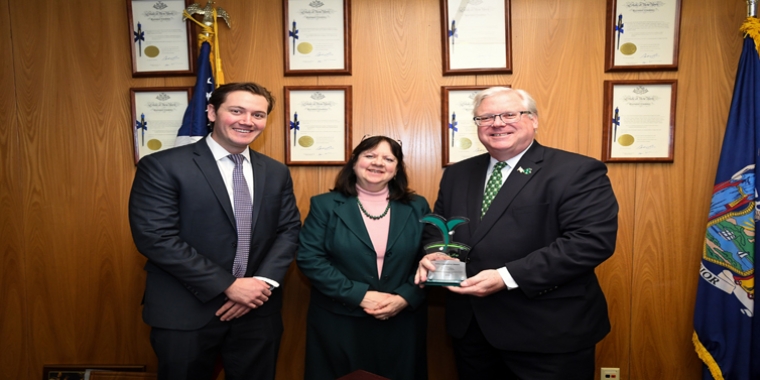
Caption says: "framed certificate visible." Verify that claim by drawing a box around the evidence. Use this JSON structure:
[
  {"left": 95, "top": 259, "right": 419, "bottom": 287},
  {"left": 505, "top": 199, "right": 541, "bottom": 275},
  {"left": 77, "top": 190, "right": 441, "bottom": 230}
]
[
  {"left": 283, "top": 0, "right": 352, "bottom": 76},
  {"left": 128, "top": 0, "right": 195, "bottom": 77},
  {"left": 441, "top": 0, "right": 511, "bottom": 75},
  {"left": 285, "top": 86, "right": 352, "bottom": 165},
  {"left": 602, "top": 80, "right": 677, "bottom": 162},
  {"left": 442, "top": 86, "right": 492, "bottom": 166},
  {"left": 604, "top": 0, "right": 681, "bottom": 71},
  {"left": 130, "top": 87, "right": 192, "bottom": 163}
]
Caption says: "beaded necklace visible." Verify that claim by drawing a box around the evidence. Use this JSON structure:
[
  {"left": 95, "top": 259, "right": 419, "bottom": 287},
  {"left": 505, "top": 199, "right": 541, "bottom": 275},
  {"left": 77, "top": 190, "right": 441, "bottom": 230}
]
[{"left": 357, "top": 198, "right": 390, "bottom": 220}]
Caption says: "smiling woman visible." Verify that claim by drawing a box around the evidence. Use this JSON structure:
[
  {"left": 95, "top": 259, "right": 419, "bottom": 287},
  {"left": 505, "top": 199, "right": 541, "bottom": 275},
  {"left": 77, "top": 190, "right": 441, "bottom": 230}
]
[
  {"left": 353, "top": 140, "right": 398, "bottom": 192},
  {"left": 296, "top": 135, "right": 431, "bottom": 380}
]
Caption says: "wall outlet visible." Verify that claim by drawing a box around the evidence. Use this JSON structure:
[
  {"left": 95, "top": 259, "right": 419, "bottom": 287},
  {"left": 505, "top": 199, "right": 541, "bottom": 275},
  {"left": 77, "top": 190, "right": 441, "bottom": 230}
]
[{"left": 601, "top": 367, "right": 620, "bottom": 379}]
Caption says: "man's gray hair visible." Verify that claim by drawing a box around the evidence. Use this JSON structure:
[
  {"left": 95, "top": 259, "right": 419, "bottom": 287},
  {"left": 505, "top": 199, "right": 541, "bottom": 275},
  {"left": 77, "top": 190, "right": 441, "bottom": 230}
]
[{"left": 472, "top": 87, "right": 538, "bottom": 118}]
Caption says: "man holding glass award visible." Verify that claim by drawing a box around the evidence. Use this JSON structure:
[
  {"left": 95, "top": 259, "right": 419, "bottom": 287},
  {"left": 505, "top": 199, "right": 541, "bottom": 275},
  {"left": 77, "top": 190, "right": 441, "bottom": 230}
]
[{"left": 415, "top": 87, "right": 619, "bottom": 380}]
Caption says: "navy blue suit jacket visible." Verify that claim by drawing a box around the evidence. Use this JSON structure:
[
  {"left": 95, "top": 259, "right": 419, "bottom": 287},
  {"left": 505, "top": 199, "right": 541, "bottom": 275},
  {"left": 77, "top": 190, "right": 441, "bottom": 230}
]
[{"left": 129, "top": 138, "right": 301, "bottom": 330}]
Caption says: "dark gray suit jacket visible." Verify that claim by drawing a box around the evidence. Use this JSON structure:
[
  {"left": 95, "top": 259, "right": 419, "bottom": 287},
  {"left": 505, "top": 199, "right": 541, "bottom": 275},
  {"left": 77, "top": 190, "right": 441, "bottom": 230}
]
[
  {"left": 129, "top": 137, "right": 301, "bottom": 330},
  {"left": 424, "top": 141, "right": 618, "bottom": 353}
]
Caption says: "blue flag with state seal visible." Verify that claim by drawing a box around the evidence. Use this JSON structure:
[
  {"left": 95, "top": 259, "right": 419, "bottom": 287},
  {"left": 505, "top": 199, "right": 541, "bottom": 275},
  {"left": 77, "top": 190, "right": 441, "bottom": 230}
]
[
  {"left": 693, "top": 18, "right": 760, "bottom": 380},
  {"left": 175, "top": 41, "right": 214, "bottom": 147}
]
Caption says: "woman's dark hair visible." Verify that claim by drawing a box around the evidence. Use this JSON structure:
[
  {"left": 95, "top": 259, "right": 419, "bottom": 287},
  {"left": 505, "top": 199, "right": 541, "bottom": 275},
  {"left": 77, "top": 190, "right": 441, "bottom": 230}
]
[
  {"left": 332, "top": 136, "right": 415, "bottom": 203},
  {"left": 208, "top": 82, "right": 275, "bottom": 114}
]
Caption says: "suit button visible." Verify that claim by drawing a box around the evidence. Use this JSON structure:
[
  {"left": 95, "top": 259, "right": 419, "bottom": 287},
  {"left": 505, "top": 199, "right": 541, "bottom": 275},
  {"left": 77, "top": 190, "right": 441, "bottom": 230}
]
[
  {"left": 232, "top": 242, "right": 237, "bottom": 248},
  {"left": 466, "top": 257, "right": 471, "bottom": 263}
]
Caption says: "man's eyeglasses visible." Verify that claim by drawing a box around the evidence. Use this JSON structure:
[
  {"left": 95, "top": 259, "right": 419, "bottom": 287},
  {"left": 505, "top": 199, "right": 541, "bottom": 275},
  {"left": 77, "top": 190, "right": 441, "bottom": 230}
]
[
  {"left": 473, "top": 111, "right": 532, "bottom": 127},
  {"left": 361, "top": 134, "right": 402, "bottom": 146}
]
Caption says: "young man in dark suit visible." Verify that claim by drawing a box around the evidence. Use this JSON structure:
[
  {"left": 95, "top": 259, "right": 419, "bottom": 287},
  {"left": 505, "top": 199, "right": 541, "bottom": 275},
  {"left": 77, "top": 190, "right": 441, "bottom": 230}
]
[
  {"left": 415, "top": 87, "right": 618, "bottom": 380},
  {"left": 129, "top": 82, "right": 301, "bottom": 380}
]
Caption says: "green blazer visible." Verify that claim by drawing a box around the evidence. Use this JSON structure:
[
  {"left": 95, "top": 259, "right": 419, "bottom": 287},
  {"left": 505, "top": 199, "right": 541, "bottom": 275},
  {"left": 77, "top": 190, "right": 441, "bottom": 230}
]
[{"left": 297, "top": 191, "right": 431, "bottom": 317}]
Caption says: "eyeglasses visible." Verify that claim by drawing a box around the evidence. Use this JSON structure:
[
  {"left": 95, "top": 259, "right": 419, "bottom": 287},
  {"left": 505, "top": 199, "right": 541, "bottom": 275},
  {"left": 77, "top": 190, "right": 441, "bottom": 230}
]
[
  {"left": 473, "top": 111, "right": 532, "bottom": 127},
  {"left": 361, "top": 134, "right": 402, "bottom": 146}
]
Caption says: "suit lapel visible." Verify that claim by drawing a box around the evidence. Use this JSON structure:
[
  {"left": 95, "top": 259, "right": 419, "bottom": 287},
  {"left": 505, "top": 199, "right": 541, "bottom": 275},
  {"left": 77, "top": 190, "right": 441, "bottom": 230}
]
[
  {"left": 249, "top": 148, "right": 266, "bottom": 234},
  {"left": 467, "top": 154, "right": 491, "bottom": 236},
  {"left": 471, "top": 143, "right": 545, "bottom": 246},
  {"left": 192, "top": 139, "right": 235, "bottom": 227},
  {"left": 386, "top": 201, "right": 412, "bottom": 251},
  {"left": 334, "top": 195, "right": 375, "bottom": 251}
]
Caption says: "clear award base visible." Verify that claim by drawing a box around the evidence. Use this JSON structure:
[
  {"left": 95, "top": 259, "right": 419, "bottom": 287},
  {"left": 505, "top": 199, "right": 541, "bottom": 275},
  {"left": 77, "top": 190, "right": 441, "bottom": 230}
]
[{"left": 425, "top": 260, "right": 467, "bottom": 286}]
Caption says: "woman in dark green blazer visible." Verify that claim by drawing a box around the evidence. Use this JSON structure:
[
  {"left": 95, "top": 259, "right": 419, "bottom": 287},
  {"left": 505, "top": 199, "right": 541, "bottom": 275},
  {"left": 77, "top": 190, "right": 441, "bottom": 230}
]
[{"left": 297, "top": 136, "right": 430, "bottom": 380}]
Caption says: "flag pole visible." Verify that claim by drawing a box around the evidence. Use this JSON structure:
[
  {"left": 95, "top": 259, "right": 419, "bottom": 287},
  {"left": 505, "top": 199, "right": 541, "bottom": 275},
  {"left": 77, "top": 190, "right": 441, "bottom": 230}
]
[{"left": 749, "top": 0, "right": 757, "bottom": 18}]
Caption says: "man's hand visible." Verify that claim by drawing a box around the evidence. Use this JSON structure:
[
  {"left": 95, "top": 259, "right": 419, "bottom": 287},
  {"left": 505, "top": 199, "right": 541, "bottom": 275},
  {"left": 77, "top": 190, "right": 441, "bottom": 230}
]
[
  {"left": 414, "top": 252, "right": 457, "bottom": 286},
  {"left": 223, "top": 277, "right": 272, "bottom": 309},
  {"left": 447, "top": 269, "right": 506, "bottom": 297},
  {"left": 215, "top": 300, "right": 251, "bottom": 321},
  {"left": 364, "top": 294, "right": 409, "bottom": 320}
]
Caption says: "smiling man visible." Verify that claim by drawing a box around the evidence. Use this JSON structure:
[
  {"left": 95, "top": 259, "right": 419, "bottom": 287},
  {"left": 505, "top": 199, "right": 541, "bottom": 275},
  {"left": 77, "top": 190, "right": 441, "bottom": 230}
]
[
  {"left": 415, "top": 87, "right": 619, "bottom": 380},
  {"left": 129, "top": 82, "right": 301, "bottom": 380}
]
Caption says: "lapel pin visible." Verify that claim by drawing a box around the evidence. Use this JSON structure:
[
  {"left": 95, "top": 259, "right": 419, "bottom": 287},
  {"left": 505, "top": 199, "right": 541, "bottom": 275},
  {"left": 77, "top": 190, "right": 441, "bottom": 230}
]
[{"left": 517, "top": 167, "right": 532, "bottom": 175}]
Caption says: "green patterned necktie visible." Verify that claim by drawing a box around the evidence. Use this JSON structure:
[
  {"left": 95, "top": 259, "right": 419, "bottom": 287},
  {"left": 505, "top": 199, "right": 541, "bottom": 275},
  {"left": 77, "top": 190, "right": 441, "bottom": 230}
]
[{"left": 481, "top": 161, "right": 508, "bottom": 218}]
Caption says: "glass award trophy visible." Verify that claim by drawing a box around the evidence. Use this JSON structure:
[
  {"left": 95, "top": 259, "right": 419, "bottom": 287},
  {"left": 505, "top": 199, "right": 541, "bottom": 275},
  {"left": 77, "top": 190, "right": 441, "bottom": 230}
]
[{"left": 420, "top": 214, "right": 471, "bottom": 286}]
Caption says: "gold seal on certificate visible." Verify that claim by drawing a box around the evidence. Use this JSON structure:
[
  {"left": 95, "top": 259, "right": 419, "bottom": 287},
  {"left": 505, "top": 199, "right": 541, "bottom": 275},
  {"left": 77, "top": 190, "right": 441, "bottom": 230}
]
[
  {"left": 618, "top": 134, "right": 635, "bottom": 146},
  {"left": 420, "top": 214, "right": 471, "bottom": 286},
  {"left": 144, "top": 45, "right": 160, "bottom": 58},
  {"left": 297, "top": 42, "right": 314, "bottom": 54},
  {"left": 620, "top": 42, "right": 637, "bottom": 56},
  {"left": 299, "top": 135, "right": 315, "bottom": 147},
  {"left": 147, "top": 139, "right": 162, "bottom": 151},
  {"left": 456, "top": 137, "right": 473, "bottom": 150}
]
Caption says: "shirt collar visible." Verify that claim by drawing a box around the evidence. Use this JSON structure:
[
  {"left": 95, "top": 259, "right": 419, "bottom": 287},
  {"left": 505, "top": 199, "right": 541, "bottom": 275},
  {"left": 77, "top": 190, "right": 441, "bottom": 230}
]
[
  {"left": 489, "top": 141, "right": 533, "bottom": 171},
  {"left": 206, "top": 134, "right": 251, "bottom": 163}
]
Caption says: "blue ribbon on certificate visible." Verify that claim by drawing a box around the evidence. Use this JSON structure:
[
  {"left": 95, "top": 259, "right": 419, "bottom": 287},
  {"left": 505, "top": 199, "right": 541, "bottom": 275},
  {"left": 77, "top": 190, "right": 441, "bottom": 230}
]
[
  {"left": 448, "top": 20, "right": 458, "bottom": 46},
  {"left": 612, "top": 107, "right": 621, "bottom": 142},
  {"left": 134, "top": 22, "right": 145, "bottom": 56},
  {"left": 615, "top": 15, "right": 624, "bottom": 50},
  {"left": 449, "top": 112, "right": 458, "bottom": 147},
  {"left": 290, "top": 112, "right": 300, "bottom": 146},
  {"left": 136, "top": 113, "right": 148, "bottom": 146},
  {"left": 289, "top": 20, "right": 299, "bottom": 55}
]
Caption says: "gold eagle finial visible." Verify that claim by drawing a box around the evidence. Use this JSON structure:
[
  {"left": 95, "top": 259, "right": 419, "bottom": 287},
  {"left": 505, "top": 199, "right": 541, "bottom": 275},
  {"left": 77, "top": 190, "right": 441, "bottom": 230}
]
[{"left": 184, "top": 1, "right": 232, "bottom": 29}]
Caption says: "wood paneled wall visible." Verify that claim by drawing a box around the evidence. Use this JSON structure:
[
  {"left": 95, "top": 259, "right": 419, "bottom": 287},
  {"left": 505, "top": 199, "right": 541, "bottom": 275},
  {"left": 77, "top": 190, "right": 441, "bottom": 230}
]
[{"left": 0, "top": 0, "right": 745, "bottom": 379}]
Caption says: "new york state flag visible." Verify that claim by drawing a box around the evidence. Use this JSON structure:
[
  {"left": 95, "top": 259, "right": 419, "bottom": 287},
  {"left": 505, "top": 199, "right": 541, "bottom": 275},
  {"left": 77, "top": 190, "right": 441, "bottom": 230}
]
[{"left": 693, "top": 18, "right": 760, "bottom": 380}]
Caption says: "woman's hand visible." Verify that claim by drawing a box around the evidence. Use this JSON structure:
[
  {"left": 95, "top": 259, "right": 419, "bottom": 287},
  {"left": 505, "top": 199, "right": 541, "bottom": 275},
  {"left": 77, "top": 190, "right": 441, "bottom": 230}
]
[
  {"left": 359, "top": 290, "right": 391, "bottom": 310},
  {"left": 364, "top": 294, "right": 409, "bottom": 320}
]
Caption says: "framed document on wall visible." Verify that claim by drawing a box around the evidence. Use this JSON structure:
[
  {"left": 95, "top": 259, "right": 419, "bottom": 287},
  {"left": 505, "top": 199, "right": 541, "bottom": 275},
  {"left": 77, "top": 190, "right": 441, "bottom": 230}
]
[
  {"left": 604, "top": 0, "right": 681, "bottom": 71},
  {"left": 283, "top": 0, "right": 352, "bottom": 76},
  {"left": 442, "top": 86, "right": 491, "bottom": 166},
  {"left": 130, "top": 87, "right": 192, "bottom": 163},
  {"left": 284, "top": 86, "right": 352, "bottom": 165},
  {"left": 128, "top": 0, "right": 195, "bottom": 77},
  {"left": 602, "top": 80, "right": 677, "bottom": 162},
  {"left": 441, "top": 0, "right": 511, "bottom": 75}
]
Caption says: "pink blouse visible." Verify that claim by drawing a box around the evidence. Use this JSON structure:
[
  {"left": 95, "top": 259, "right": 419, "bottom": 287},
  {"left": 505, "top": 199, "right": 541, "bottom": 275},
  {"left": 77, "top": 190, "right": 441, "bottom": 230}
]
[{"left": 356, "top": 185, "right": 391, "bottom": 277}]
